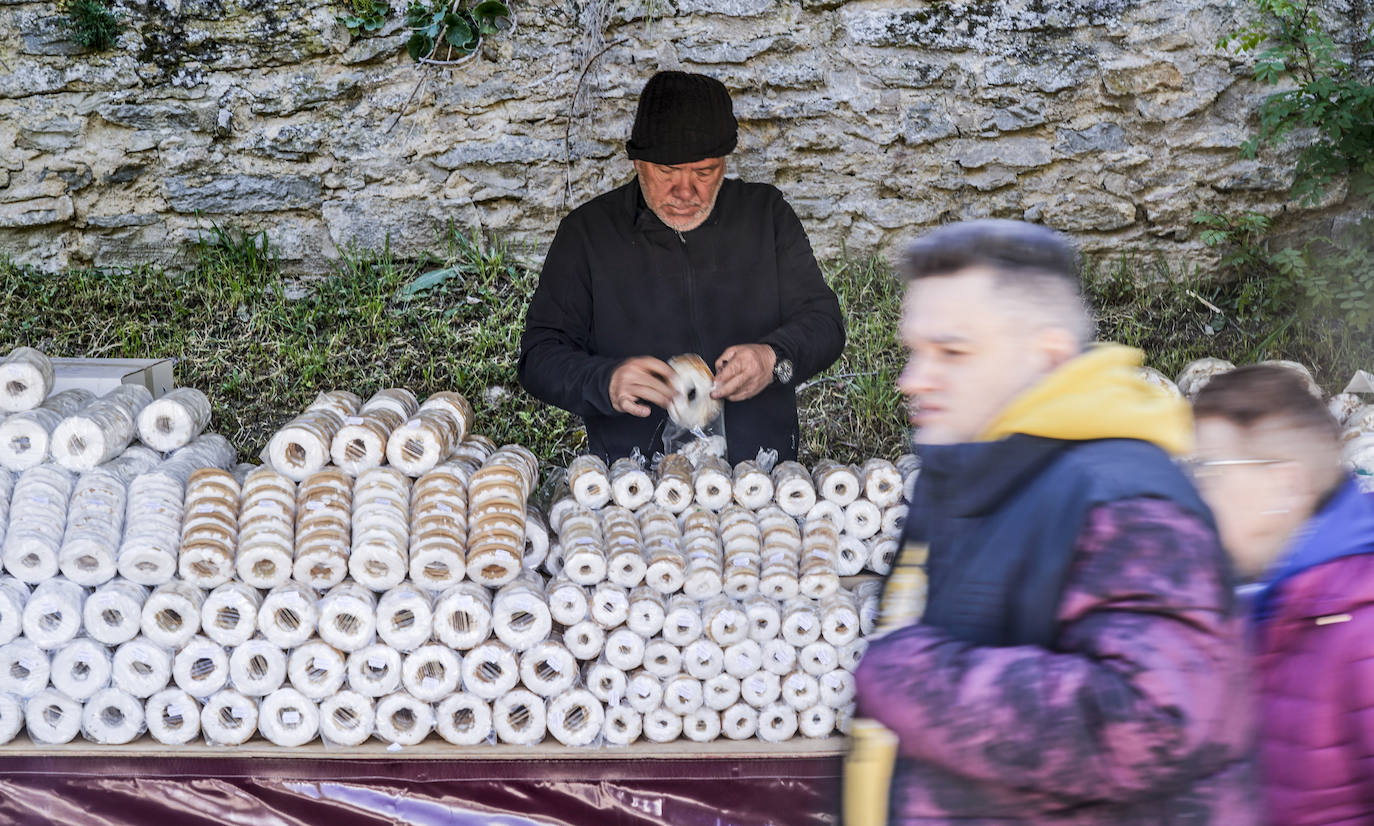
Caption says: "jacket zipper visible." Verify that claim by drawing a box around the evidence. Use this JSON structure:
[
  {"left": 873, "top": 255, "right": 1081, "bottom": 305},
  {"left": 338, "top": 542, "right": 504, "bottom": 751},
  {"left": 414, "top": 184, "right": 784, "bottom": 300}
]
[{"left": 679, "top": 230, "right": 703, "bottom": 355}]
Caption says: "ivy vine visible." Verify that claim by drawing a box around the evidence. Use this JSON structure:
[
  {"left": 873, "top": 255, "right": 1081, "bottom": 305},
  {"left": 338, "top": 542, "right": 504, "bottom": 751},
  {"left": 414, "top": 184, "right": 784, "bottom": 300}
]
[{"left": 405, "top": 0, "right": 511, "bottom": 64}]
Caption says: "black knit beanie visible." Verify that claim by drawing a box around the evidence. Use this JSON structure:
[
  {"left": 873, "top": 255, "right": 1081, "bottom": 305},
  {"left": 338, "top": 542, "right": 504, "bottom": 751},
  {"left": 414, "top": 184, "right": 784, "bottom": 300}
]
[{"left": 626, "top": 71, "right": 738, "bottom": 165}]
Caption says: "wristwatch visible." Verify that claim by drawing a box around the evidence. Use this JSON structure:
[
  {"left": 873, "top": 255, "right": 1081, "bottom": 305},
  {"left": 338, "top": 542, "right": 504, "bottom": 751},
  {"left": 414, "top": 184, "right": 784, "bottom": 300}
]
[{"left": 769, "top": 345, "right": 794, "bottom": 386}]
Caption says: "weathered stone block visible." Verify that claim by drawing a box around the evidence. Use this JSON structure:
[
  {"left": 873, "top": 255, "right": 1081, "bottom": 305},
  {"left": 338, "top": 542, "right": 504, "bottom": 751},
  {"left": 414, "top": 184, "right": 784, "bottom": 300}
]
[
  {"left": 16, "top": 116, "right": 83, "bottom": 151},
  {"left": 165, "top": 174, "right": 323, "bottom": 213},
  {"left": 1034, "top": 191, "right": 1138, "bottom": 231},
  {"left": 1056, "top": 123, "right": 1127, "bottom": 154},
  {"left": 97, "top": 100, "right": 218, "bottom": 131},
  {"left": 954, "top": 137, "right": 1053, "bottom": 169},
  {"left": 674, "top": 0, "right": 775, "bottom": 16},
  {"left": 901, "top": 101, "right": 957, "bottom": 146},
  {"left": 1101, "top": 59, "right": 1185, "bottom": 96},
  {"left": 0, "top": 195, "right": 74, "bottom": 228}
]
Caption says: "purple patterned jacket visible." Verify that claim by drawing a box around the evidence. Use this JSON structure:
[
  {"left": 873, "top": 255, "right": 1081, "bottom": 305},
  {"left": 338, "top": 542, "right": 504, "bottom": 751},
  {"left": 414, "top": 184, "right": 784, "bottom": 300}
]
[{"left": 855, "top": 499, "right": 1258, "bottom": 825}]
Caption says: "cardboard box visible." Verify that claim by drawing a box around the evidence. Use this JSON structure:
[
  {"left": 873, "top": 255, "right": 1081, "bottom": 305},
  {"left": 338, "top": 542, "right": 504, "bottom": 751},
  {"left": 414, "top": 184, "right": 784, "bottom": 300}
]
[{"left": 48, "top": 358, "right": 176, "bottom": 399}]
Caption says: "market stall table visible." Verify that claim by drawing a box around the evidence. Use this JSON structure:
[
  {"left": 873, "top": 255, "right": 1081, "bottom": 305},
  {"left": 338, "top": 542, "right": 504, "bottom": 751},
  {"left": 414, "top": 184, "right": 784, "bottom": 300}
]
[{"left": 0, "top": 733, "right": 844, "bottom": 825}]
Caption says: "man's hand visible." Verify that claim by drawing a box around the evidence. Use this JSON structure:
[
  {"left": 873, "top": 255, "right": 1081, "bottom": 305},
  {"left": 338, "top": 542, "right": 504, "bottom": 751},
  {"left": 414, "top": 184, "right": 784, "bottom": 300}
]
[
  {"left": 712, "top": 344, "right": 776, "bottom": 401},
  {"left": 609, "top": 356, "right": 678, "bottom": 417}
]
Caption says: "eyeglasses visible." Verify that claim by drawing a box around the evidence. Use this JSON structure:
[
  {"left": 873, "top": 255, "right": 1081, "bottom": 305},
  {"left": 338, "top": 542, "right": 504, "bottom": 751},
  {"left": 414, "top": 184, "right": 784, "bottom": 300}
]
[{"left": 1183, "top": 457, "right": 1287, "bottom": 482}]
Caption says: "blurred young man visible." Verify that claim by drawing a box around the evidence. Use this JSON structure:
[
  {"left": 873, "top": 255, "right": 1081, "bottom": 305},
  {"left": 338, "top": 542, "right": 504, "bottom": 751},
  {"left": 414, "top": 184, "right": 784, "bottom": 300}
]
[
  {"left": 850, "top": 219, "right": 1255, "bottom": 825},
  {"left": 1195, "top": 366, "right": 1374, "bottom": 825}
]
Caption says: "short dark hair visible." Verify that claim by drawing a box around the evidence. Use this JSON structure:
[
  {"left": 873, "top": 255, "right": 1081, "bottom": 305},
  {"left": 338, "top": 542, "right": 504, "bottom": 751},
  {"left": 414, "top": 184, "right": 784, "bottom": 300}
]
[
  {"left": 902, "top": 219, "right": 1081, "bottom": 285},
  {"left": 1193, "top": 365, "right": 1339, "bottom": 440}
]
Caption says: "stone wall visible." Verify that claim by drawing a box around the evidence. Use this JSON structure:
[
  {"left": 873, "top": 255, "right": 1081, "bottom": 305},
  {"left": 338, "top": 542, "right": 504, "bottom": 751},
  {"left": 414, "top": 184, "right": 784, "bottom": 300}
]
[{"left": 1, "top": 0, "right": 1370, "bottom": 273}]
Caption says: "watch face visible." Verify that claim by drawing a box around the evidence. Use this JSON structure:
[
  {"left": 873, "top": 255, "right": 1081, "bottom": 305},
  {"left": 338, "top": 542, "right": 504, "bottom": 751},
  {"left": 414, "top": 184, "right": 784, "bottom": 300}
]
[{"left": 775, "top": 359, "right": 794, "bottom": 385}]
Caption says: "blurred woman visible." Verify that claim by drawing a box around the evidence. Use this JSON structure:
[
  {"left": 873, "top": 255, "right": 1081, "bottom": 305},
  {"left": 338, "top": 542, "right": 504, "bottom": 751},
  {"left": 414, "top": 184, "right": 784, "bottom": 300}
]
[{"left": 1193, "top": 365, "right": 1374, "bottom": 825}]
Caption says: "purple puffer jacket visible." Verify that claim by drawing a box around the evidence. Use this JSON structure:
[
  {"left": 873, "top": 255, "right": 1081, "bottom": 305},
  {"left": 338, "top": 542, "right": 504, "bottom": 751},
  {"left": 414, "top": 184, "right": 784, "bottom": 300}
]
[
  {"left": 855, "top": 499, "right": 1257, "bottom": 825},
  {"left": 1254, "top": 551, "right": 1374, "bottom": 825}
]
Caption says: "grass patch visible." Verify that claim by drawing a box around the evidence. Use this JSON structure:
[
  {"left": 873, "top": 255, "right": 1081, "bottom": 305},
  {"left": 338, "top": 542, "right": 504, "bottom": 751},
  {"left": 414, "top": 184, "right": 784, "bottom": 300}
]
[{"left": 2, "top": 228, "right": 1363, "bottom": 474}]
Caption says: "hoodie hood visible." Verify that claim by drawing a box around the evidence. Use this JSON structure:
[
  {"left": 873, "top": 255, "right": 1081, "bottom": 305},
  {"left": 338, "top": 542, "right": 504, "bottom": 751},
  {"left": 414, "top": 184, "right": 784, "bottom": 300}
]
[{"left": 978, "top": 344, "right": 1193, "bottom": 456}]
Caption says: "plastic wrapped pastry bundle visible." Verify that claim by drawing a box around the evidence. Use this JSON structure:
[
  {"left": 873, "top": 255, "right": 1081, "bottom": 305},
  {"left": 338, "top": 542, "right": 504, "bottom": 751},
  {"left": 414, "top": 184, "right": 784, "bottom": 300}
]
[
  {"left": 662, "top": 594, "right": 703, "bottom": 647},
  {"left": 521, "top": 640, "right": 578, "bottom": 698},
  {"left": 742, "top": 668, "right": 784, "bottom": 710},
  {"left": 567, "top": 454, "right": 612, "bottom": 509},
  {"left": 548, "top": 687, "right": 604, "bottom": 746},
  {"left": 434, "top": 582, "right": 492, "bottom": 650},
  {"left": 780, "top": 599, "right": 821, "bottom": 648},
  {"left": 556, "top": 501, "right": 602, "bottom": 577},
  {"left": 350, "top": 467, "right": 412, "bottom": 591},
  {"left": 643, "top": 534, "right": 686, "bottom": 596},
  {"left": 116, "top": 472, "right": 183, "bottom": 587},
  {"left": 448, "top": 434, "right": 496, "bottom": 468},
  {"left": 743, "top": 595, "right": 781, "bottom": 643},
  {"left": 819, "top": 667, "right": 857, "bottom": 709},
  {"left": 493, "top": 688, "right": 546, "bottom": 745},
  {"left": 268, "top": 403, "right": 348, "bottom": 483},
  {"left": 345, "top": 643, "right": 401, "bottom": 698},
  {"left": 47, "top": 637, "right": 110, "bottom": 703},
  {"left": 853, "top": 580, "right": 882, "bottom": 638},
  {"left": 260, "top": 686, "right": 321, "bottom": 747},
  {"left": 771, "top": 461, "right": 816, "bottom": 517},
  {"left": 522, "top": 505, "right": 551, "bottom": 572},
  {"left": 145, "top": 687, "right": 200, "bottom": 744},
  {"left": 693, "top": 456, "right": 733, "bottom": 511},
  {"left": 609, "top": 457, "right": 653, "bottom": 510},
  {"left": 26, "top": 688, "right": 83, "bottom": 744},
  {"left": 1330, "top": 393, "right": 1364, "bottom": 428},
  {"left": 585, "top": 660, "right": 628, "bottom": 705},
  {"left": 835, "top": 534, "right": 867, "bottom": 578},
  {"left": 466, "top": 446, "right": 538, "bottom": 587},
  {"left": 493, "top": 571, "right": 552, "bottom": 651},
  {"left": 462, "top": 640, "right": 520, "bottom": 701},
  {"left": 728, "top": 460, "right": 773, "bottom": 511},
  {"left": 52, "top": 386, "right": 153, "bottom": 472},
  {"left": 171, "top": 635, "right": 230, "bottom": 698},
  {"left": 880, "top": 505, "right": 906, "bottom": 539},
  {"left": 811, "top": 460, "right": 860, "bottom": 507},
  {"left": 330, "top": 392, "right": 414, "bottom": 477},
  {"left": 643, "top": 706, "right": 683, "bottom": 744},
  {"left": 235, "top": 468, "right": 296, "bottom": 589},
  {"left": 838, "top": 638, "right": 868, "bottom": 673},
  {"left": 418, "top": 390, "right": 474, "bottom": 448},
  {"left": 1175, "top": 358, "right": 1236, "bottom": 399},
  {"left": 545, "top": 577, "right": 590, "bottom": 627},
  {"left": 304, "top": 390, "right": 363, "bottom": 421},
  {"left": 798, "top": 703, "right": 836, "bottom": 738},
  {"left": 401, "top": 643, "right": 462, "bottom": 703},
  {"left": 4, "top": 464, "right": 74, "bottom": 584},
  {"left": 799, "top": 640, "right": 839, "bottom": 677},
  {"left": 0, "top": 347, "right": 55, "bottom": 413},
  {"left": 625, "top": 670, "right": 663, "bottom": 714},
  {"left": 226, "top": 637, "right": 287, "bottom": 697},
  {"left": 627, "top": 586, "right": 666, "bottom": 638},
  {"left": 602, "top": 703, "right": 642, "bottom": 746},
  {"left": 0, "top": 576, "right": 28, "bottom": 645},
  {"left": 723, "top": 639, "right": 764, "bottom": 680},
  {"left": 22, "top": 576, "right": 85, "bottom": 649},
  {"left": 112, "top": 636, "right": 172, "bottom": 698},
  {"left": 653, "top": 453, "right": 694, "bottom": 514},
  {"left": 178, "top": 468, "right": 241, "bottom": 589},
  {"left": 757, "top": 702, "right": 798, "bottom": 743},
  {"left": 721, "top": 701, "right": 758, "bottom": 741},
  {"left": 257, "top": 582, "right": 318, "bottom": 650},
  {"left": 682, "top": 707, "right": 721, "bottom": 743},
  {"left": 605, "top": 628, "right": 646, "bottom": 672},
  {"left": 866, "top": 536, "right": 899, "bottom": 576},
  {"left": 197, "top": 581, "right": 260, "bottom": 648},
  {"left": 311, "top": 582, "right": 374, "bottom": 654},
  {"left": 662, "top": 673, "right": 704, "bottom": 715},
  {"left": 895, "top": 452, "right": 920, "bottom": 479},
  {"left": 137, "top": 388, "right": 213, "bottom": 452},
  {"left": 408, "top": 464, "right": 468, "bottom": 591},
  {"left": 292, "top": 469, "right": 352, "bottom": 589},
  {"left": 0, "top": 637, "right": 49, "bottom": 697},
  {"left": 804, "top": 500, "right": 845, "bottom": 531},
  {"left": 0, "top": 390, "right": 94, "bottom": 471},
  {"left": 601, "top": 506, "right": 645, "bottom": 588},
  {"left": 799, "top": 523, "right": 840, "bottom": 600},
  {"left": 843, "top": 496, "right": 882, "bottom": 540},
  {"left": 641, "top": 638, "right": 681, "bottom": 680},
  {"left": 818, "top": 590, "right": 861, "bottom": 647},
  {"left": 701, "top": 672, "right": 741, "bottom": 712},
  {"left": 59, "top": 469, "right": 129, "bottom": 586},
  {"left": 82, "top": 686, "right": 146, "bottom": 745},
  {"left": 563, "top": 619, "right": 606, "bottom": 661},
  {"left": 701, "top": 595, "right": 748, "bottom": 646},
  {"left": 682, "top": 638, "right": 724, "bottom": 681},
  {"left": 201, "top": 688, "right": 259, "bottom": 745},
  {"left": 365, "top": 690, "right": 424, "bottom": 746},
  {"left": 682, "top": 524, "right": 724, "bottom": 601},
  {"left": 759, "top": 534, "right": 801, "bottom": 602},
  {"left": 761, "top": 637, "right": 798, "bottom": 678},
  {"left": 0, "top": 469, "right": 12, "bottom": 550},
  {"left": 859, "top": 459, "right": 903, "bottom": 508},
  {"left": 318, "top": 689, "right": 376, "bottom": 746},
  {"left": 375, "top": 584, "right": 434, "bottom": 652},
  {"left": 436, "top": 692, "right": 492, "bottom": 746},
  {"left": 589, "top": 581, "right": 629, "bottom": 630},
  {"left": 781, "top": 669, "right": 821, "bottom": 711}
]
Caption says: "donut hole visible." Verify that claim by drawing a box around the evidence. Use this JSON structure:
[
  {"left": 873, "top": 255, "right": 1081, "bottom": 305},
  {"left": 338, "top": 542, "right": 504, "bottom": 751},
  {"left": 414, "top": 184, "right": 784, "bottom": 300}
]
[
  {"left": 403, "top": 440, "right": 426, "bottom": 463},
  {"left": 285, "top": 444, "right": 307, "bottom": 468},
  {"left": 100, "top": 608, "right": 125, "bottom": 628},
  {"left": 450, "top": 706, "right": 476, "bottom": 732},
  {"left": 215, "top": 607, "right": 241, "bottom": 629},
  {"left": 219, "top": 706, "right": 242, "bottom": 728},
  {"left": 535, "top": 660, "right": 560, "bottom": 682},
  {"left": 192, "top": 560, "right": 219, "bottom": 579},
  {"left": 565, "top": 704, "right": 588, "bottom": 730},
  {"left": 101, "top": 706, "right": 126, "bottom": 728},
  {"left": 390, "top": 609, "right": 415, "bottom": 631},
  {"left": 509, "top": 610, "right": 534, "bottom": 632},
  {"left": 71, "top": 661, "right": 91, "bottom": 681},
  {"left": 507, "top": 703, "right": 531, "bottom": 731},
  {"left": 22, "top": 553, "right": 41, "bottom": 570},
  {"left": 389, "top": 707, "right": 416, "bottom": 732},
  {"left": 42, "top": 704, "right": 64, "bottom": 727},
  {"left": 191, "top": 657, "right": 216, "bottom": 681},
  {"left": 306, "top": 659, "right": 330, "bottom": 682},
  {"left": 40, "top": 611, "right": 64, "bottom": 632},
  {"left": 447, "top": 610, "right": 474, "bottom": 635},
  {"left": 248, "top": 655, "right": 269, "bottom": 679},
  {"left": 364, "top": 559, "right": 390, "bottom": 579},
  {"left": 6, "top": 379, "right": 27, "bottom": 397},
  {"left": 66, "top": 434, "right": 87, "bottom": 456},
  {"left": 77, "top": 555, "right": 100, "bottom": 572},
  {"left": 156, "top": 608, "right": 184, "bottom": 634},
  {"left": 419, "top": 660, "right": 444, "bottom": 682},
  {"left": 161, "top": 707, "right": 185, "bottom": 728},
  {"left": 274, "top": 608, "right": 300, "bottom": 632},
  {"left": 477, "top": 660, "right": 504, "bottom": 682},
  {"left": 344, "top": 439, "right": 368, "bottom": 463},
  {"left": 10, "top": 661, "right": 30, "bottom": 680},
  {"left": 8, "top": 434, "right": 30, "bottom": 453},
  {"left": 332, "top": 706, "right": 360, "bottom": 729},
  {"left": 334, "top": 612, "right": 361, "bottom": 636}
]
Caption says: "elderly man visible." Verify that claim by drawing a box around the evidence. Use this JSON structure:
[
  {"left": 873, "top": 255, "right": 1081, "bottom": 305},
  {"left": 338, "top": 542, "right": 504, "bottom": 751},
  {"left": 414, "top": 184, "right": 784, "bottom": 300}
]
[
  {"left": 518, "top": 70, "right": 845, "bottom": 463},
  {"left": 849, "top": 220, "right": 1255, "bottom": 826}
]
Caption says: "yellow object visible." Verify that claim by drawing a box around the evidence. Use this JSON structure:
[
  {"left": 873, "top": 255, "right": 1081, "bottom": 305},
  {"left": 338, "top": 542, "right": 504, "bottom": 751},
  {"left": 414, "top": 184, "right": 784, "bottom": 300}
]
[
  {"left": 979, "top": 344, "right": 1194, "bottom": 456},
  {"left": 845, "top": 718, "right": 900, "bottom": 826}
]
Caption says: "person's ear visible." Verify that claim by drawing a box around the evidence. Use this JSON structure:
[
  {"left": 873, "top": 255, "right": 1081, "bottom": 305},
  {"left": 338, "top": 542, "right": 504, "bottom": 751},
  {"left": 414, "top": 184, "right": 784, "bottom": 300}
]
[{"left": 1034, "top": 326, "right": 1079, "bottom": 371}]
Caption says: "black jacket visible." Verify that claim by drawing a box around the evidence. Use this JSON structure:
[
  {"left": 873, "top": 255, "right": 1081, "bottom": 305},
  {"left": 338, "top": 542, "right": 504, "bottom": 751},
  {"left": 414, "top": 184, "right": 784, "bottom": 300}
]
[{"left": 518, "top": 177, "right": 845, "bottom": 463}]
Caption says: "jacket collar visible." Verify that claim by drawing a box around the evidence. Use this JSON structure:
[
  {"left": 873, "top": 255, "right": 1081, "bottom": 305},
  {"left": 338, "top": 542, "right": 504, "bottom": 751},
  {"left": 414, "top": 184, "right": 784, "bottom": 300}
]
[
  {"left": 914, "top": 434, "right": 1072, "bottom": 518},
  {"left": 627, "top": 177, "right": 729, "bottom": 236},
  {"left": 1255, "top": 477, "right": 1374, "bottom": 621}
]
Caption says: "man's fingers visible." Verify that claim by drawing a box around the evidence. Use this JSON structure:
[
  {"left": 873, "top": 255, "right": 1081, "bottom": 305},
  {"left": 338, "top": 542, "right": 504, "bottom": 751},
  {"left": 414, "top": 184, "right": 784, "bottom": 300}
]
[
  {"left": 712, "top": 371, "right": 749, "bottom": 400},
  {"left": 714, "top": 347, "right": 741, "bottom": 373},
  {"left": 621, "top": 400, "right": 652, "bottom": 417},
  {"left": 624, "top": 378, "right": 678, "bottom": 410}
]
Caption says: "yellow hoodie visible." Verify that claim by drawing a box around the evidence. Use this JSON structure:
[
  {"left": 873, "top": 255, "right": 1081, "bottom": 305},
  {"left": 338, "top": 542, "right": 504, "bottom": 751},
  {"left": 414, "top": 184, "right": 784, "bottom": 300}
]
[
  {"left": 979, "top": 343, "right": 1193, "bottom": 455},
  {"left": 844, "top": 345, "right": 1192, "bottom": 826}
]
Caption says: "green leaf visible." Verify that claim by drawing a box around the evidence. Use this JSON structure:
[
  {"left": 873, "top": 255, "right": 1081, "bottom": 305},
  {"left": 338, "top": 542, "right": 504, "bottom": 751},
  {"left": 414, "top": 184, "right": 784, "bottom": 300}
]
[
  {"left": 407, "top": 31, "right": 433, "bottom": 60},
  {"left": 444, "top": 15, "right": 478, "bottom": 50},
  {"left": 472, "top": 0, "right": 511, "bottom": 35},
  {"left": 402, "top": 267, "right": 463, "bottom": 297}
]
